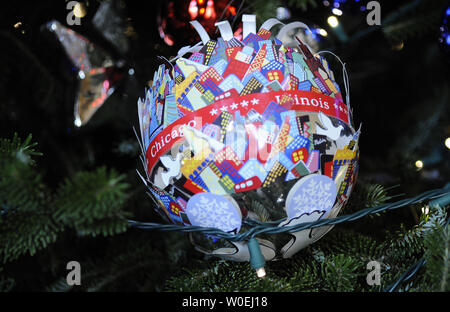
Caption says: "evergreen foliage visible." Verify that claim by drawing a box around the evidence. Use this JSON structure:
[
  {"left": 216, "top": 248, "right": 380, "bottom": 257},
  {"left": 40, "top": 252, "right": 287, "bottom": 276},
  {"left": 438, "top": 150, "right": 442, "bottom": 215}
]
[
  {"left": 422, "top": 214, "right": 450, "bottom": 291},
  {"left": 0, "top": 134, "right": 59, "bottom": 264},
  {"left": 382, "top": 0, "right": 449, "bottom": 42},
  {"left": 1, "top": 134, "right": 448, "bottom": 292},
  {"left": 0, "top": 134, "right": 130, "bottom": 273},
  {"left": 53, "top": 167, "right": 130, "bottom": 237}
]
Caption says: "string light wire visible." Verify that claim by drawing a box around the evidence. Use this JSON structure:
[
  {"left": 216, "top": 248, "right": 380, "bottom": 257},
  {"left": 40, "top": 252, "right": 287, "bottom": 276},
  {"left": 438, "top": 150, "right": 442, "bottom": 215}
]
[{"left": 128, "top": 186, "right": 450, "bottom": 289}]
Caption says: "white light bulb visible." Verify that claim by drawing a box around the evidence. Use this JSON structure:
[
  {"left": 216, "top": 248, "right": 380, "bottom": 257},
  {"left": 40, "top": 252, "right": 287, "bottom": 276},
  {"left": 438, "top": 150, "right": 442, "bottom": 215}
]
[
  {"left": 415, "top": 160, "right": 423, "bottom": 169},
  {"left": 74, "top": 118, "right": 82, "bottom": 127},
  {"left": 332, "top": 8, "right": 343, "bottom": 16},
  {"left": 445, "top": 137, "right": 450, "bottom": 149},
  {"left": 327, "top": 16, "right": 339, "bottom": 28},
  {"left": 256, "top": 267, "right": 266, "bottom": 278},
  {"left": 73, "top": 2, "right": 87, "bottom": 18},
  {"left": 318, "top": 28, "right": 328, "bottom": 36}
]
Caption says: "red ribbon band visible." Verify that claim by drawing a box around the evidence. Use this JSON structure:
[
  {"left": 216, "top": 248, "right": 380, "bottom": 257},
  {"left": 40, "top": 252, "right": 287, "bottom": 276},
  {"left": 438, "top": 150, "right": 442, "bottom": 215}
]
[{"left": 146, "top": 90, "right": 349, "bottom": 174}]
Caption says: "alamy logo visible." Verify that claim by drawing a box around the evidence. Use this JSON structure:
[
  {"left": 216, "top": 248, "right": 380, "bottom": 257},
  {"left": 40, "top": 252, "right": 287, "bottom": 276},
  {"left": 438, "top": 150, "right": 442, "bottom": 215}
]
[
  {"left": 366, "top": 260, "right": 381, "bottom": 286},
  {"left": 66, "top": 1, "right": 81, "bottom": 26},
  {"left": 366, "top": 1, "right": 381, "bottom": 26},
  {"left": 66, "top": 261, "right": 81, "bottom": 286}
]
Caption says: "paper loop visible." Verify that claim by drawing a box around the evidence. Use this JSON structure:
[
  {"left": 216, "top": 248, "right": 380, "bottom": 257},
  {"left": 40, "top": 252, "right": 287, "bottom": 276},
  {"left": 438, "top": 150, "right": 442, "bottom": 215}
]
[
  {"left": 242, "top": 14, "right": 256, "bottom": 39},
  {"left": 215, "top": 20, "right": 234, "bottom": 41},
  {"left": 171, "top": 42, "right": 203, "bottom": 62},
  {"left": 190, "top": 20, "right": 210, "bottom": 45},
  {"left": 259, "top": 18, "right": 283, "bottom": 32},
  {"left": 276, "top": 21, "right": 312, "bottom": 40},
  {"left": 317, "top": 50, "right": 352, "bottom": 126}
]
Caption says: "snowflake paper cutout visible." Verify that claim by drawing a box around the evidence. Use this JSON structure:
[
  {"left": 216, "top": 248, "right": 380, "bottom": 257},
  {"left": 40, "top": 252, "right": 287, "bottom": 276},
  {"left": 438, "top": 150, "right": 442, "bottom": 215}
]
[
  {"left": 286, "top": 174, "right": 337, "bottom": 220},
  {"left": 186, "top": 193, "right": 242, "bottom": 232}
]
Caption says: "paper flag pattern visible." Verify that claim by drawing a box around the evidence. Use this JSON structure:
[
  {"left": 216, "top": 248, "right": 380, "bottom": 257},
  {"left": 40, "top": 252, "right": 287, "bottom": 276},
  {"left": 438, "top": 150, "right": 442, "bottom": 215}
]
[{"left": 136, "top": 16, "right": 360, "bottom": 261}]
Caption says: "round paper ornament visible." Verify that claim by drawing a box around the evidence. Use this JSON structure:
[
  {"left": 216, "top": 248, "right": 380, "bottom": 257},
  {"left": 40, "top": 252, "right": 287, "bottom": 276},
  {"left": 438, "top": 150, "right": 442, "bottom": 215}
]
[{"left": 136, "top": 15, "right": 360, "bottom": 263}]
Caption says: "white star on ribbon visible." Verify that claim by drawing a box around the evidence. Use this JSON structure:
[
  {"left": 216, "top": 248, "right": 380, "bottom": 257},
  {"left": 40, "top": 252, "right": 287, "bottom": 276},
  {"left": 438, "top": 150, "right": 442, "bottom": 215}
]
[
  {"left": 251, "top": 98, "right": 259, "bottom": 105},
  {"left": 230, "top": 102, "right": 238, "bottom": 110},
  {"left": 240, "top": 100, "right": 249, "bottom": 107},
  {"left": 210, "top": 108, "right": 218, "bottom": 116},
  {"left": 220, "top": 106, "right": 228, "bottom": 112}
]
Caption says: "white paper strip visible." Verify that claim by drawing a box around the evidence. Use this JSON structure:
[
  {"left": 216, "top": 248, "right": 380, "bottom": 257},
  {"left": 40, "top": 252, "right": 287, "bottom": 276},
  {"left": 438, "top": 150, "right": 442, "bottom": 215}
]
[
  {"left": 171, "top": 41, "right": 203, "bottom": 62},
  {"left": 317, "top": 50, "right": 352, "bottom": 126},
  {"left": 242, "top": 14, "right": 256, "bottom": 39},
  {"left": 215, "top": 20, "right": 234, "bottom": 41},
  {"left": 190, "top": 20, "right": 210, "bottom": 45},
  {"left": 259, "top": 18, "right": 283, "bottom": 31},
  {"left": 136, "top": 169, "right": 148, "bottom": 186},
  {"left": 276, "top": 21, "right": 312, "bottom": 41}
]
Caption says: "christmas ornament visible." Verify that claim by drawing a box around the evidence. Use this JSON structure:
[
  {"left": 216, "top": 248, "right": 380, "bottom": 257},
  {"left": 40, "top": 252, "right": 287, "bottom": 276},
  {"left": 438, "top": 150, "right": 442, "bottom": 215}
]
[
  {"left": 137, "top": 15, "right": 360, "bottom": 262},
  {"left": 47, "top": 20, "right": 125, "bottom": 126}
]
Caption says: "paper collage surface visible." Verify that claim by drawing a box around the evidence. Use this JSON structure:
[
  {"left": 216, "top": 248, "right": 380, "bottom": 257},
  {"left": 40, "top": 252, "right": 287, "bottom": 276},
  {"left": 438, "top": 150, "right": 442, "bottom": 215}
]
[{"left": 137, "top": 21, "right": 360, "bottom": 240}]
